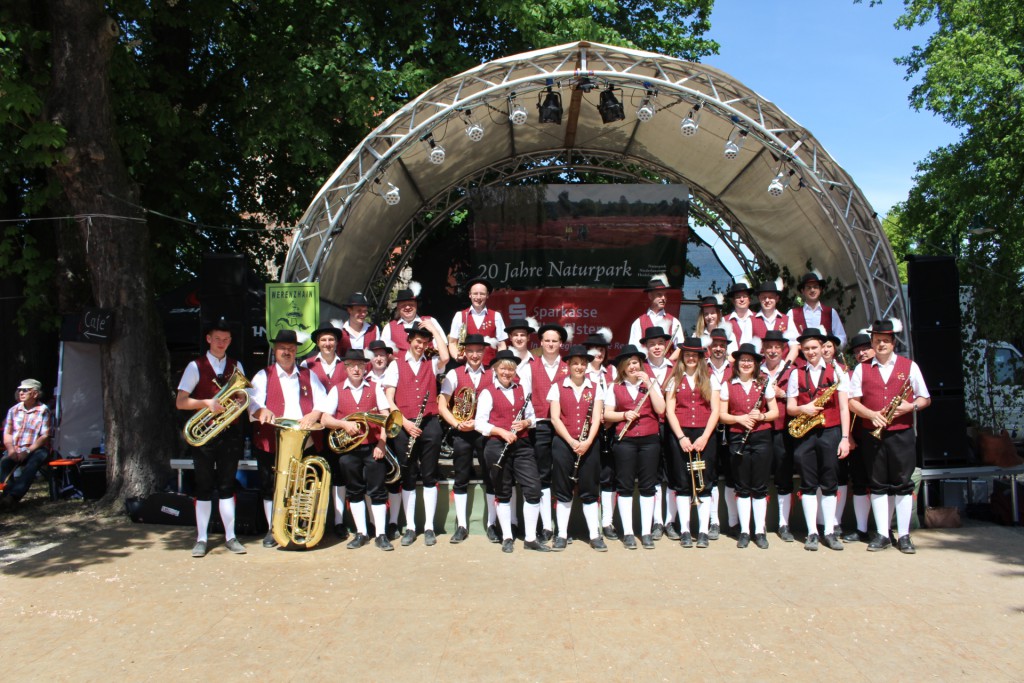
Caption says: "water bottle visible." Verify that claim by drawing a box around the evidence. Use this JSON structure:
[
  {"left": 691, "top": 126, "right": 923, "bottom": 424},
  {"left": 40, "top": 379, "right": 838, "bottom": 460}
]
[
  {"left": 99, "top": 434, "right": 106, "bottom": 455},
  {"left": 243, "top": 436, "right": 252, "bottom": 460}
]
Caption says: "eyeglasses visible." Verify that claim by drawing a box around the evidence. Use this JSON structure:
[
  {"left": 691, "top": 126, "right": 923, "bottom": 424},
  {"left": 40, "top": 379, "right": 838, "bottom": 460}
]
[{"left": 17, "top": 388, "right": 32, "bottom": 393}]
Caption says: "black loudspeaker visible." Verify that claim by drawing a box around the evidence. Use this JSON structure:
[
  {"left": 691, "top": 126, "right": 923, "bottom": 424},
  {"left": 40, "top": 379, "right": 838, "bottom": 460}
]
[
  {"left": 907, "top": 255, "right": 961, "bottom": 329},
  {"left": 200, "top": 253, "right": 249, "bottom": 360},
  {"left": 910, "top": 327, "right": 965, "bottom": 394},
  {"left": 917, "top": 394, "right": 971, "bottom": 468}
]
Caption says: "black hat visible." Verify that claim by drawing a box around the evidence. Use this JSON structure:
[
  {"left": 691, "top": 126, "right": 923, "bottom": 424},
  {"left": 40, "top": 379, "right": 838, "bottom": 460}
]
[
  {"left": 465, "top": 277, "right": 492, "bottom": 294},
  {"left": 644, "top": 274, "right": 671, "bottom": 292},
  {"left": 562, "top": 344, "right": 595, "bottom": 363},
  {"left": 395, "top": 287, "right": 419, "bottom": 302},
  {"left": 731, "top": 342, "right": 764, "bottom": 363},
  {"left": 537, "top": 323, "right": 568, "bottom": 342},
  {"left": 503, "top": 318, "right": 536, "bottom": 335},
  {"left": 312, "top": 323, "right": 343, "bottom": 343},
  {"left": 824, "top": 333, "right": 842, "bottom": 348},
  {"left": 612, "top": 344, "right": 647, "bottom": 366},
  {"left": 868, "top": 318, "right": 904, "bottom": 335},
  {"left": 798, "top": 271, "right": 824, "bottom": 290},
  {"left": 368, "top": 339, "right": 393, "bottom": 354},
  {"left": 583, "top": 327, "right": 613, "bottom": 348},
  {"left": 205, "top": 316, "right": 235, "bottom": 334},
  {"left": 679, "top": 337, "right": 706, "bottom": 354},
  {"left": 727, "top": 279, "right": 753, "bottom": 297},
  {"left": 341, "top": 349, "right": 369, "bottom": 363},
  {"left": 848, "top": 332, "right": 872, "bottom": 351},
  {"left": 462, "top": 333, "right": 488, "bottom": 347},
  {"left": 761, "top": 330, "right": 789, "bottom": 345},
  {"left": 271, "top": 329, "right": 298, "bottom": 345},
  {"left": 708, "top": 328, "right": 730, "bottom": 344},
  {"left": 640, "top": 326, "right": 671, "bottom": 343},
  {"left": 405, "top": 321, "right": 434, "bottom": 339},
  {"left": 756, "top": 278, "right": 784, "bottom": 296},
  {"left": 699, "top": 294, "right": 724, "bottom": 309},
  {"left": 488, "top": 349, "right": 522, "bottom": 368},
  {"left": 796, "top": 327, "right": 828, "bottom": 344},
  {"left": 344, "top": 292, "right": 370, "bottom": 307}
]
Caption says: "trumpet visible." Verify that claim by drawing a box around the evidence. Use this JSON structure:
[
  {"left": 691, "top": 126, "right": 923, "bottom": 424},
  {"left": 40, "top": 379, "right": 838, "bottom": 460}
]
[
  {"left": 686, "top": 448, "right": 706, "bottom": 506},
  {"left": 328, "top": 410, "right": 404, "bottom": 453},
  {"left": 183, "top": 368, "right": 251, "bottom": 447}
]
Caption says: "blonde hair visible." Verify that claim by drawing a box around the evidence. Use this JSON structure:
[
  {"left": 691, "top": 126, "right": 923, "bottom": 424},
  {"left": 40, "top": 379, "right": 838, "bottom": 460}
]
[{"left": 668, "top": 351, "right": 712, "bottom": 403}]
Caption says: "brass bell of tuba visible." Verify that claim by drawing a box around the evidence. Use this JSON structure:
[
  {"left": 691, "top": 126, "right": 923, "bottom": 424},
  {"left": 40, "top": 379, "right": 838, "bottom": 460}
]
[
  {"left": 270, "top": 419, "right": 331, "bottom": 550},
  {"left": 328, "top": 410, "right": 404, "bottom": 453},
  {"left": 183, "top": 368, "right": 252, "bottom": 447}
]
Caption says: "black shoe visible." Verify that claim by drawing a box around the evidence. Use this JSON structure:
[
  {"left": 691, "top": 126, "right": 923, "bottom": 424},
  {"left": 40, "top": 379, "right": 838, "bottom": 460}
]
[
  {"left": 777, "top": 525, "right": 795, "bottom": 543},
  {"left": 736, "top": 532, "right": 750, "bottom": 549},
  {"left": 841, "top": 528, "right": 865, "bottom": 543},
  {"left": 450, "top": 526, "right": 469, "bottom": 544},
  {"left": 804, "top": 533, "right": 819, "bottom": 551},
  {"left": 539, "top": 528, "right": 554, "bottom": 543},
  {"left": 375, "top": 535, "right": 394, "bottom": 551},
  {"left": 679, "top": 531, "right": 693, "bottom": 548},
  {"left": 424, "top": 530, "right": 437, "bottom": 546},
  {"left": 386, "top": 523, "right": 399, "bottom": 541},
  {"left": 708, "top": 523, "right": 721, "bottom": 541},
  {"left": 590, "top": 537, "right": 608, "bottom": 552},
  {"left": 664, "top": 524, "right": 681, "bottom": 541},
  {"left": 641, "top": 534, "right": 655, "bottom": 549},
  {"left": 262, "top": 531, "right": 278, "bottom": 548},
  {"left": 552, "top": 536, "right": 568, "bottom": 551},
  {"left": 651, "top": 523, "right": 665, "bottom": 541},
  {"left": 524, "top": 539, "right": 551, "bottom": 552},
  {"left": 334, "top": 523, "right": 349, "bottom": 541},
  {"left": 622, "top": 534, "right": 637, "bottom": 550},
  {"left": 346, "top": 533, "right": 369, "bottom": 549},
  {"left": 867, "top": 533, "right": 891, "bottom": 552},
  {"left": 695, "top": 532, "right": 709, "bottom": 549},
  {"left": 501, "top": 538, "right": 514, "bottom": 553},
  {"left": 897, "top": 535, "right": 916, "bottom": 554},
  {"left": 822, "top": 533, "right": 844, "bottom": 551},
  {"left": 486, "top": 525, "right": 500, "bottom": 543},
  {"left": 400, "top": 529, "right": 416, "bottom": 547},
  {"left": 753, "top": 533, "right": 769, "bottom": 550},
  {"left": 602, "top": 525, "right": 619, "bottom": 541}
]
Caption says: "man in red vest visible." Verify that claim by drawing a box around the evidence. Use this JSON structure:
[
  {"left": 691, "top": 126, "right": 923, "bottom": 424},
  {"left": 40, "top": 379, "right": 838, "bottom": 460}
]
[
  {"left": 530, "top": 322, "right": 570, "bottom": 541},
  {"left": 627, "top": 274, "right": 684, "bottom": 358},
  {"left": 849, "top": 319, "right": 930, "bottom": 553},
  {"left": 446, "top": 278, "right": 506, "bottom": 366},
  {"left": 175, "top": 317, "right": 246, "bottom": 558},
  {"left": 339, "top": 292, "right": 379, "bottom": 354},
  {"left": 380, "top": 283, "right": 450, "bottom": 365},
  {"left": 787, "top": 271, "right": 848, "bottom": 348},
  {"left": 724, "top": 278, "right": 756, "bottom": 346},
  {"left": 248, "top": 329, "right": 328, "bottom": 548}
]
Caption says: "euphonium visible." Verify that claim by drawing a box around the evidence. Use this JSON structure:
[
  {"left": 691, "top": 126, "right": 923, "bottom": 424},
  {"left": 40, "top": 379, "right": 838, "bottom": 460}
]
[
  {"left": 270, "top": 419, "right": 331, "bottom": 550},
  {"left": 788, "top": 381, "right": 841, "bottom": 438},
  {"left": 328, "top": 410, "right": 404, "bottom": 453},
  {"left": 183, "top": 368, "right": 251, "bottom": 447}
]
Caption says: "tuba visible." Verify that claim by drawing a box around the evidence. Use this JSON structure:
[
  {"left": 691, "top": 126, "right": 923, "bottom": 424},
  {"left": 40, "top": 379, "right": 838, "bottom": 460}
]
[
  {"left": 270, "top": 419, "right": 331, "bottom": 550},
  {"left": 184, "top": 368, "right": 251, "bottom": 447}
]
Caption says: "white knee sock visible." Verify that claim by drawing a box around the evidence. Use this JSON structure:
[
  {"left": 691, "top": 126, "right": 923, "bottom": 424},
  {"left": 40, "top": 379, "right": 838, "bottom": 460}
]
[
  {"left": 218, "top": 497, "right": 236, "bottom": 541},
  {"left": 835, "top": 485, "right": 847, "bottom": 527},
  {"left": 497, "top": 502, "right": 512, "bottom": 541},
  {"left": 778, "top": 493, "right": 792, "bottom": 527},
  {"left": 540, "top": 488, "right": 552, "bottom": 532},
  {"left": 752, "top": 497, "right": 767, "bottom": 534},
  {"left": 601, "top": 490, "right": 615, "bottom": 527},
  {"left": 821, "top": 494, "right": 837, "bottom": 536},
  {"left": 895, "top": 494, "right": 913, "bottom": 537},
  {"left": 195, "top": 500, "right": 212, "bottom": 542},
  {"left": 349, "top": 500, "right": 367, "bottom": 535},
  {"left": 639, "top": 495, "right": 655, "bottom": 535},
  {"left": 555, "top": 500, "right": 571, "bottom": 539},
  {"left": 618, "top": 495, "right": 634, "bottom": 536},
  {"left": 332, "top": 485, "right": 346, "bottom": 524},
  {"left": 710, "top": 486, "right": 721, "bottom": 525},
  {"left": 402, "top": 489, "right": 417, "bottom": 529},
  {"left": 697, "top": 497, "right": 710, "bottom": 535},
  {"left": 853, "top": 494, "right": 870, "bottom": 533},
  {"left": 802, "top": 493, "right": 818, "bottom": 536},
  {"left": 454, "top": 492, "right": 468, "bottom": 529},
  {"left": 582, "top": 502, "right": 600, "bottom": 540},
  {"left": 371, "top": 504, "right": 387, "bottom": 536},
  {"left": 666, "top": 489, "right": 678, "bottom": 525},
  {"left": 263, "top": 499, "right": 273, "bottom": 526},
  {"left": 422, "top": 486, "right": 437, "bottom": 532},
  {"left": 871, "top": 493, "right": 889, "bottom": 536},
  {"left": 486, "top": 493, "right": 496, "bottom": 525},
  {"left": 523, "top": 501, "right": 541, "bottom": 542},
  {"left": 388, "top": 491, "right": 402, "bottom": 524},
  {"left": 736, "top": 496, "right": 751, "bottom": 534},
  {"left": 653, "top": 484, "right": 664, "bottom": 526},
  {"left": 725, "top": 486, "right": 738, "bottom": 527}
]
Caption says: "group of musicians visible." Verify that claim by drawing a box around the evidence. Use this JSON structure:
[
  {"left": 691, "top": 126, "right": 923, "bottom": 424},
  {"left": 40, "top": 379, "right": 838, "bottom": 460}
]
[{"left": 176, "top": 272, "right": 931, "bottom": 557}]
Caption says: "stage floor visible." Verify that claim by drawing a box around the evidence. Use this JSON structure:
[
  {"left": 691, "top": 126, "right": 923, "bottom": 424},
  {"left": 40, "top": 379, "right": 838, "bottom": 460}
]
[{"left": 1, "top": 514, "right": 1021, "bottom": 681}]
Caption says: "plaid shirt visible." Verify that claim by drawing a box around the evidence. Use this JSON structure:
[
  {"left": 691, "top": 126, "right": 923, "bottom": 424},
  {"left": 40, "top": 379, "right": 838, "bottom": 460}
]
[{"left": 4, "top": 402, "right": 51, "bottom": 451}]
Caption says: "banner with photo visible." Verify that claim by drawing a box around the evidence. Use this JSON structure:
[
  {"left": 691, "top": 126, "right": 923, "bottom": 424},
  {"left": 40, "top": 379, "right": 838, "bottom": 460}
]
[
  {"left": 265, "top": 282, "right": 319, "bottom": 358},
  {"left": 468, "top": 184, "right": 689, "bottom": 289}
]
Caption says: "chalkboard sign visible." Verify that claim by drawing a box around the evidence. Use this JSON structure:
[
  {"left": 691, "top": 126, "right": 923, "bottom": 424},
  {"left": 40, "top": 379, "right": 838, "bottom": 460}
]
[{"left": 81, "top": 309, "right": 113, "bottom": 342}]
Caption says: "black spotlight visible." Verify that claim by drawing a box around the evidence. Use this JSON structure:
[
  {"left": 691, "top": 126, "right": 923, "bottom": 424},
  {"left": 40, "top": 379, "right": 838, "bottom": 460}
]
[
  {"left": 597, "top": 87, "right": 625, "bottom": 124},
  {"left": 538, "top": 89, "right": 563, "bottom": 124},
  {"left": 577, "top": 76, "right": 594, "bottom": 93}
]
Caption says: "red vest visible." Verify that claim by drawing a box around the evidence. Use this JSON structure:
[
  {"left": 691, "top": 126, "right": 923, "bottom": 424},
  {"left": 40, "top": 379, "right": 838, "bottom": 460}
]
[
  {"left": 859, "top": 356, "right": 916, "bottom": 432},
  {"left": 751, "top": 312, "right": 789, "bottom": 340},
  {"left": 393, "top": 355, "right": 439, "bottom": 418},
  {"left": 640, "top": 313, "right": 677, "bottom": 346},
  {"left": 763, "top": 363, "right": 794, "bottom": 431},
  {"left": 791, "top": 305, "right": 833, "bottom": 334},
  {"left": 335, "top": 383, "right": 382, "bottom": 445},
  {"left": 454, "top": 364, "right": 492, "bottom": 395},
  {"left": 253, "top": 366, "right": 314, "bottom": 452},
  {"left": 191, "top": 355, "right": 238, "bottom": 400},
  {"left": 461, "top": 308, "right": 498, "bottom": 366},
  {"left": 796, "top": 364, "right": 841, "bottom": 429},
  {"left": 387, "top": 317, "right": 434, "bottom": 352},
  {"left": 708, "top": 361, "right": 733, "bottom": 385},
  {"left": 485, "top": 384, "right": 529, "bottom": 438},
  {"left": 339, "top": 324, "right": 378, "bottom": 355},
  {"left": 530, "top": 358, "right": 568, "bottom": 419},
  {"left": 726, "top": 379, "right": 771, "bottom": 434},
  {"left": 673, "top": 374, "right": 714, "bottom": 429},
  {"left": 304, "top": 356, "right": 344, "bottom": 393},
  {"left": 557, "top": 383, "right": 597, "bottom": 440},
  {"left": 613, "top": 383, "right": 659, "bottom": 438},
  {"left": 727, "top": 314, "right": 753, "bottom": 344}
]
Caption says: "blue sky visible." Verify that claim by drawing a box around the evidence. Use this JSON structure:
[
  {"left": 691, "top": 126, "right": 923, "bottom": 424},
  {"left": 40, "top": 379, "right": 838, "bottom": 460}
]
[{"left": 705, "top": 1, "right": 959, "bottom": 216}]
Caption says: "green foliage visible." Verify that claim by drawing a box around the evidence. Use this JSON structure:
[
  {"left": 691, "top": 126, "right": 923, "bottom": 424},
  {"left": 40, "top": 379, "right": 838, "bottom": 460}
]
[{"left": 880, "top": 208, "right": 909, "bottom": 284}]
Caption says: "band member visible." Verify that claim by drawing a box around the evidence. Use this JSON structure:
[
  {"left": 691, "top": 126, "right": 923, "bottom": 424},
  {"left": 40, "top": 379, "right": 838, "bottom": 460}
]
[
  {"left": 380, "top": 282, "right": 451, "bottom": 365},
  {"left": 787, "top": 328, "right": 851, "bottom": 551},
  {"left": 725, "top": 278, "right": 756, "bottom": 346},
  {"left": 628, "top": 274, "right": 684, "bottom": 358},
  {"left": 530, "top": 323, "right": 570, "bottom": 542},
  {"left": 753, "top": 278, "right": 799, "bottom": 363},
  {"left": 320, "top": 350, "right": 392, "bottom": 551},
  {"left": 706, "top": 327, "right": 734, "bottom": 538},
  {"left": 760, "top": 330, "right": 797, "bottom": 542},
  {"left": 664, "top": 337, "right": 720, "bottom": 548},
  {"left": 366, "top": 339, "right": 393, "bottom": 385},
  {"left": 641, "top": 325, "right": 675, "bottom": 540},
  {"left": 447, "top": 278, "right": 506, "bottom": 366},
  {"left": 366, "top": 339, "right": 402, "bottom": 539},
  {"left": 503, "top": 317, "right": 538, "bottom": 389},
  {"left": 719, "top": 341, "right": 779, "bottom": 549},
  {"left": 303, "top": 321, "right": 348, "bottom": 539},
  {"left": 696, "top": 295, "right": 737, "bottom": 355},
  {"left": 849, "top": 319, "right": 930, "bottom": 553},
  {"left": 821, "top": 331, "right": 849, "bottom": 537},
  {"left": 176, "top": 317, "right": 247, "bottom": 557},
  {"left": 787, "top": 270, "right": 848, "bottom": 348},
  {"left": 339, "top": 292, "right": 379, "bottom": 354},
  {"left": 476, "top": 350, "right": 547, "bottom": 553},
  {"left": 382, "top": 321, "right": 444, "bottom": 547},
  {"left": 841, "top": 331, "right": 875, "bottom": 543},
  {"left": 439, "top": 334, "right": 493, "bottom": 543},
  {"left": 549, "top": 345, "right": 606, "bottom": 551},
  {"left": 248, "top": 329, "right": 328, "bottom": 548},
  {"left": 584, "top": 329, "right": 619, "bottom": 539},
  {"left": 604, "top": 344, "right": 666, "bottom": 549}
]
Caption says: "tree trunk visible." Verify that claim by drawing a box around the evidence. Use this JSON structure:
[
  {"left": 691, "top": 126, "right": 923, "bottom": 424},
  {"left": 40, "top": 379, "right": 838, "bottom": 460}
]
[{"left": 46, "top": 0, "right": 176, "bottom": 511}]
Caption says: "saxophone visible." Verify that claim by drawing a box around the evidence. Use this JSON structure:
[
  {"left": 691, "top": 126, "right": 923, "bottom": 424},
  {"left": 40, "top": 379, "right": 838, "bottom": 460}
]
[
  {"left": 869, "top": 377, "right": 913, "bottom": 439},
  {"left": 788, "top": 381, "right": 841, "bottom": 438},
  {"left": 270, "top": 419, "right": 331, "bottom": 550}
]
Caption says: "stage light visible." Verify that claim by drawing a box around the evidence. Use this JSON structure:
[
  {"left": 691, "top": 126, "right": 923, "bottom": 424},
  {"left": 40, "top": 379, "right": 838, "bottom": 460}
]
[
  {"left": 508, "top": 94, "right": 528, "bottom": 125},
  {"left": 425, "top": 136, "right": 445, "bottom": 164},
  {"left": 538, "top": 88, "right": 563, "bottom": 124},
  {"left": 767, "top": 166, "right": 796, "bottom": 197},
  {"left": 465, "top": 121, "right": 484, "bottom": 142},
  {"left": 576, "top": 76, "right": 594, "bottom": 93},
  {"left": 375, "top": 178, "right": 400, "bottom": 206},
  {"left": 723, "top": 129, "right": 747, "bottom": 160},
  {"left": 598, "top": 86, "right": 625, "bottom": 124},
  {"left": 636, "top": 91, "right": 656, "bottom": 122},
  {"left": 680, "top": 104, "right": 702, "bottom": 137}
]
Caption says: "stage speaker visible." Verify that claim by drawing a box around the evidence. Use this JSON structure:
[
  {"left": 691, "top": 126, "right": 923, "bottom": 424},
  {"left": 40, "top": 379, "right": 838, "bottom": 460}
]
[
  {"left": 907, "top": 255, "right": 961, "bottom": 329},
  {"left": 200, "top": 253, "right": 249, "bottom": 359},
  {"left": 916, "top": 394, "right": 970, "bottom": 468},
  {"left": 910, "top": 327, "right": 965, "bottom": 394}
]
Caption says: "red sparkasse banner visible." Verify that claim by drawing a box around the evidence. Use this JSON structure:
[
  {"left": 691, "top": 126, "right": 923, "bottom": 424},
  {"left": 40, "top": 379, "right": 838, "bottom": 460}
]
[{"left": 490, "top": 288, "right": 682, "bottom": 357}]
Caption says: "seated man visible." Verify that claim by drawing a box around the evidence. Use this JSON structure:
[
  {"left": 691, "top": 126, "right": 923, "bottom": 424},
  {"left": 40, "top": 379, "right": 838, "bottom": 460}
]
[{"left": 0, "top": 379, "right": 52, "bottom": 511}]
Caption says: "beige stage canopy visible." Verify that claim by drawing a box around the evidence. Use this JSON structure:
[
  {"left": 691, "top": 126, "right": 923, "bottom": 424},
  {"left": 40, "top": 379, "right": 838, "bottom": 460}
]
[{"left": 283, "top": 41, "right": 905, "bottom": 346}]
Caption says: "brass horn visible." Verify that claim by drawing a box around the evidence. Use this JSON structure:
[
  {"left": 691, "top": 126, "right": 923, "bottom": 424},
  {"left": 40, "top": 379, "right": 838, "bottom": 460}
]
[
  {"left": 270, "top": 419, "right": 331, "bottom": 550},
  {"left": 183, "top": 368, "right": 251, "bottom": 447},
  {"left": 328, "top": 410, "right": 404, "bottom": 453}
]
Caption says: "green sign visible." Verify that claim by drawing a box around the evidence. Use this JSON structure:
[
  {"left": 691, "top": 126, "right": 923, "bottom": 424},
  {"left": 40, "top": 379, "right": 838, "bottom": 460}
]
[{"left": 266, "top": 282, "right": 319, "bottom": 357}]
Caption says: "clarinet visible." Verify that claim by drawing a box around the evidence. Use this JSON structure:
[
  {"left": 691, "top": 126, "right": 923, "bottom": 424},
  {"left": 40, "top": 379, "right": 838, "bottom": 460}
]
[
  {"left": 405, "top": 389, "right": 432, "bottom": 459},
  {"left": 738, "top": 374, "right": 772, "bottom": 449},
  {"left": 491, "top": 391, "right": 532, "bottom": 475},
  {"left": 569, "top": 390, "right": 595, "bottom": 482}
]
